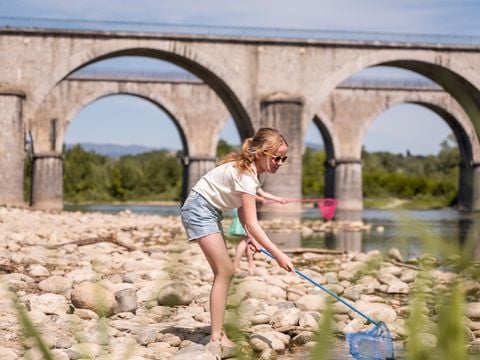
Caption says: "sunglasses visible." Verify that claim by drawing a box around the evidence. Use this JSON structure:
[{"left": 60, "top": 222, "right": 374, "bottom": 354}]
[{"left": 270, "top": 154, "right": 288, "bottom": 163}]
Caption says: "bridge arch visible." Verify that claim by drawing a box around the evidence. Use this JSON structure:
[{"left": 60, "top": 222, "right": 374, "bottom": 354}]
[
  {"left": 29, "top": 43, "right": 254, "bottom": 140},
  {"left": 359, "top": 98, "right": 477, "bottom": 160},
  {"left": 320, "top": 83, "right": 480, "bottom": 212},
  {"left": 29, "top": 76, "right": 233, "bottom": 209},
  {"left": 59, "top": 92, "right": 188, "bottom": 154},
  {"left": 319, "top": 54, "right": 480, "bottom": 138},
  {"left": 309, "top": 112, "right": 336, "bottom": 198},
  {"left": 363, "top": 99, "right": 476, "bottom": 210}
]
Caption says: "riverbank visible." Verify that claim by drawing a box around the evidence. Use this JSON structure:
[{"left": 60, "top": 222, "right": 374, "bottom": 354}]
[
  {"left": 0, "top": 207, "right": 478, "bottom": 359},
  {"left": 364, "top": 196, "right": 452, "bottom": 210}
]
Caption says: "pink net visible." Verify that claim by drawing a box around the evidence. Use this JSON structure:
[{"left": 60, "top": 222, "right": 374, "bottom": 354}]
[{"left": 317, "top": 198, "right": 337, "bottom": 221}]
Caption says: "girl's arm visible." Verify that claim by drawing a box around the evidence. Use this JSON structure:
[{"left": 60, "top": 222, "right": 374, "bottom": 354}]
[
  {"left": 256, "top": 188, "right": 287, "bottom": 204},
  {"left": 238, "top": 192, "right": 294, "bottom": 272}
]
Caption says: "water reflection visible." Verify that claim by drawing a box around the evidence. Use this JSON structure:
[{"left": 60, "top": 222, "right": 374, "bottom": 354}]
[
  {"left": 269, "top": 230, "right": 362, "bottom": 252},
  {"left": 267, "top": 232, "right": 301, "bottom": 248},
  {"left": 457, "top": 212, "right": 480, "bottom": 261}
]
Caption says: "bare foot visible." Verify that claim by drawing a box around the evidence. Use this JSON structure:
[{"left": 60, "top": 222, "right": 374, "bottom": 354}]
[{"left": 220, "top": 334, "right": 236, "bottom": 348}]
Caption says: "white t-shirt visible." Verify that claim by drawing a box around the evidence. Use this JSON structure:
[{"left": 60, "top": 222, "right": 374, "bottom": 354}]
[{"left": 193, "top": 162, "right": 260, "bottom": 212}]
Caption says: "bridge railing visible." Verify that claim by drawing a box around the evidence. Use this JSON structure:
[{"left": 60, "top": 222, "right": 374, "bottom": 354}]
[
  {"left": 70, "top": 70, "right": 201, "bottom": 83},
  {"left": 339, "top": 77, "right": 442, "bottom": 90},
  {"left": 70, "top": 69, "right": 443, "bottom": 90},
  {"left": 0, "top": 16, "right": 479, "bottom": 46}
]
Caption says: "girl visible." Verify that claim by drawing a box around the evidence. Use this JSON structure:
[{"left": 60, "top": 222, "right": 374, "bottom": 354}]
[{"left": 180, "top": 127, "right": 294, "bottom": 350}]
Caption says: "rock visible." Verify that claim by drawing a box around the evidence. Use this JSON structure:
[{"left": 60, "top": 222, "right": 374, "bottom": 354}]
[
  {"left": 66, "top": 343, "right": 103, "bottom": 359},
  {"left": 400, "top": 269, "right": 417, "bottom": 283},
  {"left": 388, "top": 248, "right": 403, "bottom": 262},
  {"left": 351, "top": 301, "right": 397, "bottom": 323},
  {"left": 291, "top": 331, "right": 315, "bottom": 346},
  {"left": 299, "top": 311, "right": 320, "bottom": 330},
  {"left": 325, "top": 272, "right": 338, "bottom": 284},
  {"left": 342, "top": 318, "right": 365, "bottom": 333},
  {"left": 343, "top": 285, "right": 366, "bottom": 301},
  {"left": 71, "top": 282, "right": 117, "bottom": 317},
  {"left": 73, "top": 308, "right": 100, "bottom": 320},
  {"left": 295, "top": 293, "right": 327, "bottom": 312},
  {"left": 136, "top": 328, "right": 157, "bottom": 345},
  {"left": 236, "top": 280, "right": 286, "bottom": 301},
  {"left": 157, "top": 332, "right": 183, "bottom": 347},
  {"left": 387, "top": 280, "right": 409, "bottom": 294},
  {"left": 28, "top": 264, "right": 50, "bottom": 277},
  {"left": 65, "top": 268, "right": 100, "bottom": 283},
  {"left": 377, "top": 273, "right": 399, "bottom": 286},
  {"left": 249, "top": 331, "right": 289, "bottom": 352},
  {"left": 157, "top": 282, "right": 194, "bottom": 306},
  {"left": 173, "top": 343, "right": 217, "bottom": 360},
  {"left": 466, "top": 303, "right": 480, "bottom": 319},
  {"left": 38, "top": 276, "right": 73, "bottom": 295},
  {"left": 251, "top": 313, "right": 271, "bottom": 325},
  {"left": 259, "top": 348, "right": 278, "bottom": 359},
  {"left": 114, "top": 288, "right": 138, "bottom": 314},
  {"left": 270, "top": 308, "right": 302, "bottom": 328},
  {"left": 25, "top": 293, "right": 69, "bottom": 315},
  {"left": 0, "top": 347, "right": 19, "bottom": 359}
]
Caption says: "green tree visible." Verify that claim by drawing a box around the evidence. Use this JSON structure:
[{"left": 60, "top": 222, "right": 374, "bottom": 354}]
[
  {"left": 216, "top": 139, "right": 237, "bottom": 159},
  {"left": 302, "top": 147, "right": 326, "bottom": 197},
  {"left": 63, "top": 145, "right": 113, "bottom": 202}
]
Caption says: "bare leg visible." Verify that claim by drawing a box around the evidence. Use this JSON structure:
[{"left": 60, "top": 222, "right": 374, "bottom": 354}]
[
  {"left": 246, "top": 246, "right": 257, "bottom": 275},
  {"left": 197, "top": 233, "right": 236, "bottom": 346},
  {"left": 233, "top": 237, "right": 248, "bottom": 272}
]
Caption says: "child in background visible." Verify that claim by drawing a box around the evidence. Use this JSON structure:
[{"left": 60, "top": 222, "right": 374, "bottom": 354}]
[{"left": 231, "top": 191, "right": 286, "bottom": 275}]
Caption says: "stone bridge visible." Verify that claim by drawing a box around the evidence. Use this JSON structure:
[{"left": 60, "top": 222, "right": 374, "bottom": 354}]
[{"left": 1, "top": 24, "right": 480, "bottom": 217}]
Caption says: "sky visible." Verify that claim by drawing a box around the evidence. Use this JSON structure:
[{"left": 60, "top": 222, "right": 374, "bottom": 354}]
[{"left": 1, "top": 0, "right": 479, "bottom": 155}]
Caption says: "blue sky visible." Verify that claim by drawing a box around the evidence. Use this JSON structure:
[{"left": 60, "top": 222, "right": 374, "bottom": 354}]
[{"left": 1, "top": 0, "right": 479, "bottom": 154}]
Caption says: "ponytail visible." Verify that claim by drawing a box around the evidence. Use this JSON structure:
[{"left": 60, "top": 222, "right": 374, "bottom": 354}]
[{"left": 219, "top": 128, "right": 288, "bottom": 175}]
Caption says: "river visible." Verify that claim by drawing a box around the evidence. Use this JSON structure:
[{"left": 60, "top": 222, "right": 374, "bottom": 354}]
[{"left": 64, "top": 204, "right": 479, "bottom": 261}]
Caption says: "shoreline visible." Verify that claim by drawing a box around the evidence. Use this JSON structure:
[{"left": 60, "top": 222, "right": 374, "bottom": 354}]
[{"left": 62, "top": 200, "right": 452, "bottom": 211}]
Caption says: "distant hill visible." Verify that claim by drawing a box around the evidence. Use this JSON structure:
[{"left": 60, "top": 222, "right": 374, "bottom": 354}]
[
  {"left": 65, "top": 142, "right": 167, "bottom": 158},
  {"left": 305, "top": 142, "right": 324, "bottom": 150}
]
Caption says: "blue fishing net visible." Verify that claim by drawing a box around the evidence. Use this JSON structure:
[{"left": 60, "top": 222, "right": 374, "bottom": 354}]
[{"left": 346, "top": 321, "right": 395, "bottom": 360}]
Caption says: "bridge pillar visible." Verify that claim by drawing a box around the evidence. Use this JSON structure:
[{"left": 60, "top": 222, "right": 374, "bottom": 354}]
[
  {"left": 258, "top": 95, "right": 303, "bottom": 219},
  {"left": 324, "top": 158, "right": 336, "bottom": 198},
  {"left": 182, "top": 156, "right": 217, "bottom": 201},
  {"left": 31, "top": 152, "right": 63, "bottom": 211},
  {"left": 0, "top": 93, "right": 26, "bottom": 207},
  {"left": 334, "top": 158, "right": 363, "bottom": 220},
  {"left": 471, "top": 162, "right": 480, "bottom": 211},
  {"left": 458, "top": 162, "right": 474, "bottom": 211}
]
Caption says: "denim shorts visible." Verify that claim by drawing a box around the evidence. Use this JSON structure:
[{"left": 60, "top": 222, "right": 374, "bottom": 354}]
[{"left": 180, "top": 191, "right": 224, "bottom": 241}]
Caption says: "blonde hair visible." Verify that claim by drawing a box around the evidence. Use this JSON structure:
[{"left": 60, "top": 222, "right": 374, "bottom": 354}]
[{"left": 220, "top": 127, "right": 288, "bottom": 174}]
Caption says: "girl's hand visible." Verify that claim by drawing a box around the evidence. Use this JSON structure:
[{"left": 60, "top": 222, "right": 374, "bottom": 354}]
[
  {"left": 247, "top": 238, "right": 260, "bottom": 253},
  {"left": 275, "top": 252, "right": 294, "bottom": 272}
]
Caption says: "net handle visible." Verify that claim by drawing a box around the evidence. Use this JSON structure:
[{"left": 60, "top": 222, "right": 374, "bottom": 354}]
[
  {"left": 260, "top": 248, "right": 378, "bottom": 326},
  {"left": 264, "top": 198, "right": 337, "bottom": 221}
]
